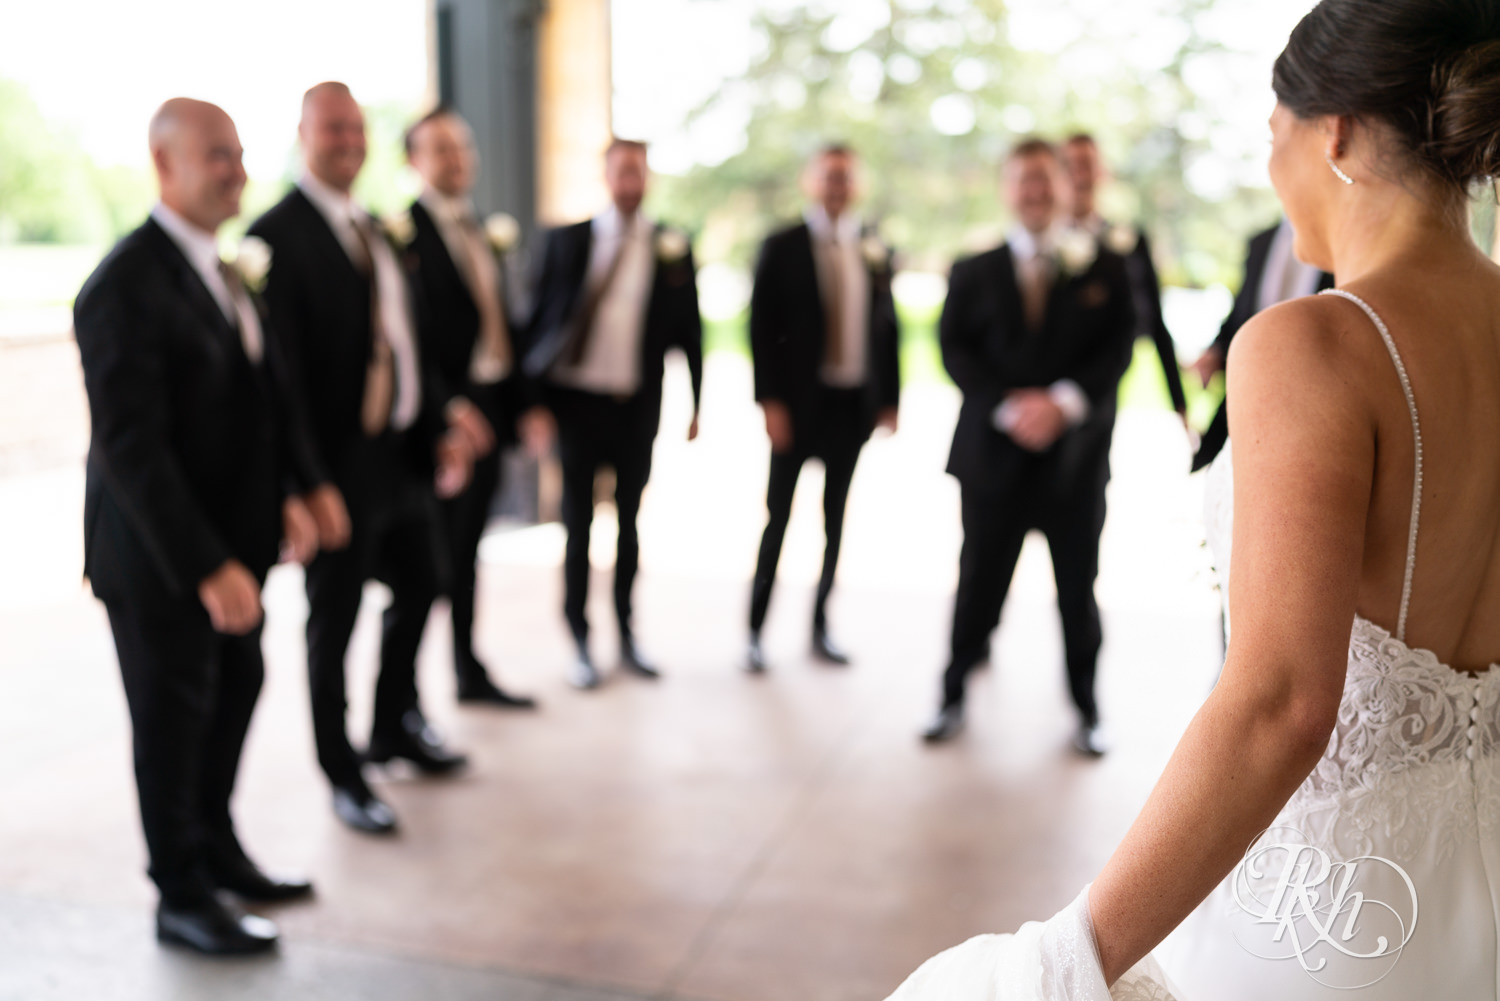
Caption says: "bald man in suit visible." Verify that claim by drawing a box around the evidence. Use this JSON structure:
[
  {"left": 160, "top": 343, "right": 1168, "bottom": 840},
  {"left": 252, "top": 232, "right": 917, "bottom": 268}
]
[{"left": 75, "top": 99, "right": 323, "bottom": 954}]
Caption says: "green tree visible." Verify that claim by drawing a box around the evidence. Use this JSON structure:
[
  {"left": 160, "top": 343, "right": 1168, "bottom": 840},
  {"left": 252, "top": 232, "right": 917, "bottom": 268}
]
[
  {"left": 651, "top": 1, "right": 1282, "bottom": 287},
  {"left": 0, "top": 79, "right": 96, "bottom": 243},
  {"left": 0, "top": 78, "right": 154, "bottom": 246}
]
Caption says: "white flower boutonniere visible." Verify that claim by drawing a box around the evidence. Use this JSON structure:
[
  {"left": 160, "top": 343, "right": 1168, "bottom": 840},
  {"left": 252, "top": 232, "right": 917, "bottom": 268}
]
[
  {"left": 1104, "top": 223, "right": 1140, "bottom": 256},
  {"left": 860, "top": 233, "right": 890, "bottom": 271},
  {"left": 1055, "top": 229, "right": 1098, "bottom": 278},
  {"left": 484, "top": 212, "right": 521, "bottom": 253},
  {"left": 655, "top": 227, "right": 691, "bottom": 264},
  {"left": 230, "top": 236, "right": 272, "bottom": 294},
  {"left": 381, "top": 210, "right": 416, "bottom": 248}
]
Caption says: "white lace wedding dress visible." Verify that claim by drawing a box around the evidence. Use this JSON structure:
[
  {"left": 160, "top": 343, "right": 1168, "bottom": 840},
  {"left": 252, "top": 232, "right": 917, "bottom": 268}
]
[{"left": 885, "top": 290, "right": 1500, "bottom": 1000}]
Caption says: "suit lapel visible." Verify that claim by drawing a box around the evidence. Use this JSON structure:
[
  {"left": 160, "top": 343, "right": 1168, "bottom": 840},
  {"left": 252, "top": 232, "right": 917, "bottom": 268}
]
[
  {"left": 791, "top": 222, "right": 836, "bottom": 345},
  {"left": 412, "top": 200, "right": 479, "bottom": 312},
  {"left": 1042, "top": 264, "right": 1074, "bottom": 331},
  {"left": 569, "top": 221, "right": 594, "bottom": 306},
  {"left": 994, "top": 245, "right": 1030, "bottom": 342},
  {"left": 142, "top": 219, "right": 240, "bottom": 346},
  {"left": 290, "top": 188, "right": 368, "bottom": 287}
]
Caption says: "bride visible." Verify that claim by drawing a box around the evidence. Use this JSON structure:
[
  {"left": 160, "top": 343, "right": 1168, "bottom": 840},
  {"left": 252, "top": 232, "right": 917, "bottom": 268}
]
[{"left": 887, "top": 0, "right": 1500, "bottom": 997}]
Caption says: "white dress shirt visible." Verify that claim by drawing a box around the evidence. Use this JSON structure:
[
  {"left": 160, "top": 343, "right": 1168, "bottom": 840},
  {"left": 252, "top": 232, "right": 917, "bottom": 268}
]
[
  {"left": 1257, "top": 218, "right": 1323, "bottom": 311},
  {"left": 299, "top": 172, "right": 422, "bottom": 430},
  {"left": 419, "top": 188, "right": 512, "bottom": 384},
  {"left": 997, "top": 225, "right": 1090, "bottom": 432},
  {"left": 805, "top": 204, "right": 870, "bottom": 388},
  {"left": 150, "top": 202, "right": 263, "bottom": 364},
  {"left": 553, "top": 205, "right": 654, "bottom": 396}
]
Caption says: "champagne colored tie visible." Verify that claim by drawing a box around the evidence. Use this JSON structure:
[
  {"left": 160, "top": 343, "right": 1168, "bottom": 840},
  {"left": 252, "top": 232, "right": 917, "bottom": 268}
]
[
  {"left": 564, "top": 232, "right": 630, "bottom": 368},
  {"left": 823, "top": 234, "right": 845, "bottom": 368},
  {"left": 459, "top": 214, "right": 512, "bottom": 382},
  {"left": 1021, "top": 254, "right": 1051, "bottom": 333},
  {"left": 351, "top": 216, "right": 395, "bottom": 437},
  {"left": 216, "top": 261, "right": 264, "bottom": 364}
]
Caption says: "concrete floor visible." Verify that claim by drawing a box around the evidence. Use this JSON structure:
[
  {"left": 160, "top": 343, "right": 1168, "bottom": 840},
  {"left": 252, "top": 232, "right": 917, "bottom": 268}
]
[{"left": 0, "top": 353, "right": 1221, "bottom": 1000}]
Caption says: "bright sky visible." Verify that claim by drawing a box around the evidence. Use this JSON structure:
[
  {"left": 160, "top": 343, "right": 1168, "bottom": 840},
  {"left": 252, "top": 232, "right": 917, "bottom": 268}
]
[
  {"left": 3, "top": 0, "right": 1313, "bottom": 183},
  {"left": 2, "top": 0, "right": 430, "bottom": 179}
]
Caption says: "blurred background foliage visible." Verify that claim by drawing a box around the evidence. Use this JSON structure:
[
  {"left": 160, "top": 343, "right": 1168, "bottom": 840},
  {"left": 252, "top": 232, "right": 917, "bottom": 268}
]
[
  {"left": 3, "top": 0, "right": 1494, "bottom": 312},
  {"left": 649, "top": 0, "right": 1287, "bottom": 287},
  {"left": 0, "top": 79, "right": 419, "bottom": 252}
]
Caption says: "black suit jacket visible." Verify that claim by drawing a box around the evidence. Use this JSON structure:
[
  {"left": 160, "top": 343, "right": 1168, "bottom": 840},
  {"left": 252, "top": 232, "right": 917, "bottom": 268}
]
[
  {"left": 748, "top": 221, "right": 902, "bottom": 441},
  {"left": 941, "top": 241, "right": 1136, "bottom": 497},
  {"left": 248, "top": 188, "right": 445, "bottom": 488},
  {"left": 74, "top": 218, "right": 322, "bottom": 608},
  {"left": 523, "top": 218, "right": 703, "bottom": 421},
  {"left": 406, "top": 199, "right": 536, "bottom": 444},
  {"left": 1115, "top": 226, "right": 1187, "bottom": 413},
  {"left": 1192, "top": 223, "right": 1335, "bottom": 470}
]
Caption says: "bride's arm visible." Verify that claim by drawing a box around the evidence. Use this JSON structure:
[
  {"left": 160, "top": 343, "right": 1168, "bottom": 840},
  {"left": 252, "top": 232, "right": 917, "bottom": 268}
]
[{"left": 1087, "top": 297, "right": 1384, "bottom": 985}]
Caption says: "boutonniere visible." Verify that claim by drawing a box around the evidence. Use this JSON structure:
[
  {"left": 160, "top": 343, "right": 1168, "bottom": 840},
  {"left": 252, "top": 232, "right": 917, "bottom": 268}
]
[
  {"left": 381, "top": 210, "right": 416, "bottom": 248},
  {"left": 655, "top": 227, "right": 691, "bottom": 264},
  {"left": 860, "top": 232, "right": 891, "bottom": 272},
  {"left": 484, "top": 212, "right": 520, "bottom": 253},
  {"left": 1104, "top": 223, "right": 1139, "bottom": 256},
  {"left": 228, "top": 235, "right": 272, "bottom": 294},
  {"left": 1054, "top": 229, "right": 1098, "bottom": 278}
]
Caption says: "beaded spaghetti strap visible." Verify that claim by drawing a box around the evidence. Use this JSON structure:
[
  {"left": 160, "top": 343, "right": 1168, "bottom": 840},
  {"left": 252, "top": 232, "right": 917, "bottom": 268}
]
[{"left": 1320, "top": 288, "right": 1423, "bottom": 642}]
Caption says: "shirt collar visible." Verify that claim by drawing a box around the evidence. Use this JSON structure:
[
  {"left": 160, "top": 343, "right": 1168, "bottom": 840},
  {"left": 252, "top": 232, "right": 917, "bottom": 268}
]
[
  {"left": 593, "top": 204, "right": 651, "bottom": 239},
  {"left": 1008, "top": 223, "right": 1063, "bottom": 262},
  {"left": 419, "top": 186, "right": 474, "bottom": 227},
  {"left": 299, "top": 170, "right": 363, "bottom": 226},
  {"left": 1071, "top": 213, "right": 1107, "bottom": 238},
  {"left": 804, "top": 204, "right": 861, "bottom": 244},
  {"left": 151, "top": 202, "right": 223, "bottom": 277}
]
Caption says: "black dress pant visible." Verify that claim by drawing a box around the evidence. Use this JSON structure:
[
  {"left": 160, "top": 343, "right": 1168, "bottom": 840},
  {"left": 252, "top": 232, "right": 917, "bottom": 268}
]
[
  {"left": 437, "top": 385, "right": 506, "bottom": 684},
  {"left": 552, "top": 387, "right": 656, "bottom": 644},
  {"left": 749, "top": 386, "right": 867, "bottom": 634},
  {"left": 305, "top": 432, "right": 440, "bottom": 790},
  {"left": 942, "top": 474, "right": 1107, "bottom": 724},
  {"left": 106, "top": 596, "right": 264, "bottom": 907}
]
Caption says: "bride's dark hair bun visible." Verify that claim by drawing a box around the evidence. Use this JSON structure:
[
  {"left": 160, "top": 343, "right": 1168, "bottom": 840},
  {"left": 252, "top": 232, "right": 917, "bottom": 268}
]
[{"left": 1273, "top": 0, "right": 1500, "bottom": 190}]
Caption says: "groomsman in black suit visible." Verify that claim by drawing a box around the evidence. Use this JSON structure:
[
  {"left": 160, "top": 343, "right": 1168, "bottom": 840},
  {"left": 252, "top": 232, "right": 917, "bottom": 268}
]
[
  {"left": 1060, "top": 133, "right": 1188, "bottom": 420},
  {"left": 249, "top": 83, "right": 472, "bottom": 835},
  {"left": 404, "top": 107, "right": 551, "bottom": 708},
  {"left": 74, "top": 99, "right": 321, "bottom": 953},
  {"left": 523, "top": 138, "right": 703, "bottom": 690},
  {"left": 1188, "top": 218, "right": 1334, "bottom": 470},
  {"left": 746, "top": 144, "right": 901, "bottom": 671},
  {"left": 922, "top": 139, "right": 1136, "bottom": 753}
]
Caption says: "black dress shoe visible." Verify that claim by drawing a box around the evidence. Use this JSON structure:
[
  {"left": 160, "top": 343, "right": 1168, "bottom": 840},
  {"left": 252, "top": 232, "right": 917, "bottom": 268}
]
[
  {"left": 457, "top": 674, "right": 539, "bottom": 709},
  {"left": 746, "top": 634, "right": 767, "bottom": 674},
  {"left": 811, "top": 626, "right": 851, "bottom": 665},
  {"left": 620, "top": 637, "right": 661, "bottom": 679},
  {"left": 208, "top": 850, "right": 313, "bottom": 903},
  {"left": 921, "top": 705, "right": 965, "bottom": 744},
  {"left": 366, "top": 710, "right": 469, "bottom": 775},
  {"left": 1071, "top": 721, "right": 1110, "bottom": 758},
  {"left": 569, "top": 644, "right": 602, "bottom": 690},
  {"left": 332, "top": 783, "right": 398, "bottom": 835},
  {"left": 157, "top": 898, "right": 278, "bottom": 955}
]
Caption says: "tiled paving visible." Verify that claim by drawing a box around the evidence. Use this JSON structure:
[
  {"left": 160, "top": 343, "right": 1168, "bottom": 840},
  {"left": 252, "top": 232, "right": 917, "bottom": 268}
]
[{"left": 0, "top": 351, "right": 1221, "bottom": 1000}]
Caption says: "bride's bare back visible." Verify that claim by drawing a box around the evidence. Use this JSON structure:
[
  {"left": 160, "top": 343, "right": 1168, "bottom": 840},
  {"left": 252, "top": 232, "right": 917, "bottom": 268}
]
[{"left": 1338, "top": 249, "right": 1500, "bottom": 670}]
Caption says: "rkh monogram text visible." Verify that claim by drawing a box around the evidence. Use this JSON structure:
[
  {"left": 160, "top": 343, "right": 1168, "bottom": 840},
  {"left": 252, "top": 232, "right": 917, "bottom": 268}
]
[{"left": 1231, "top": 831, "right": 1419, "bottom": 990}]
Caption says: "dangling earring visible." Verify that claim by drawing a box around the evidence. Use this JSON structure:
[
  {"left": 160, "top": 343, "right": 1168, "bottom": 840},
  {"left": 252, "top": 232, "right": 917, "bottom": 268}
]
[{"left": 1326, "top": 155, "right": 1354, "bottom": 185}]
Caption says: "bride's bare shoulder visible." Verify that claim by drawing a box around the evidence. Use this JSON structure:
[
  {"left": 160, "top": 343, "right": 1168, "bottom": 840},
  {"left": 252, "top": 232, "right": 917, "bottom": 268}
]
[{"left": 1226, "top": 294, "right": 1389, "bottom": 405}]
